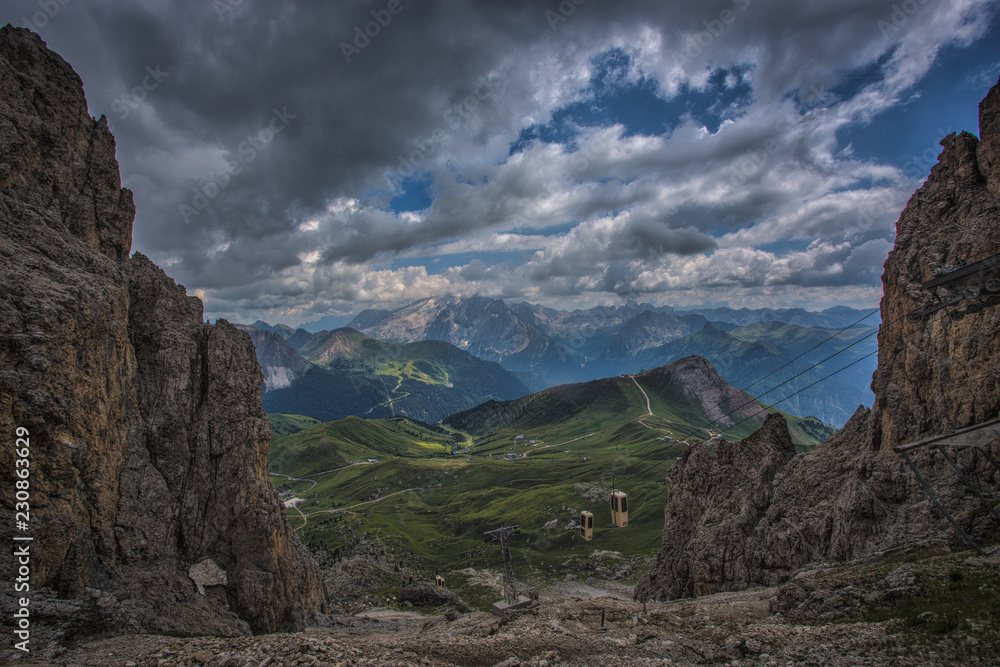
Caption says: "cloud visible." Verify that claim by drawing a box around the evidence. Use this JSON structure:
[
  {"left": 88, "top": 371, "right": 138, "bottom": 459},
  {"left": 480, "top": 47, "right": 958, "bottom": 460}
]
[{"left": 4, "top": 0, "right": 995, "bottom": 323}]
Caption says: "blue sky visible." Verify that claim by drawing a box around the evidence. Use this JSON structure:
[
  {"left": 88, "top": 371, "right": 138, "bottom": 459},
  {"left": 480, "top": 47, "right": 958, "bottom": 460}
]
[
  {"left": 839, "top": 18, "right": 1000, "bottom": 176},
  {"left": 4, "top": 0, "right": 998, "bottom": 325}
]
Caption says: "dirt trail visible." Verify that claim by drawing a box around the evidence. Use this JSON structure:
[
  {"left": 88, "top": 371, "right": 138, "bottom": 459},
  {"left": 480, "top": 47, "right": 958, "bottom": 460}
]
[
  {"left": 269, "top": 471, "right": 318, "bottom": 492},
  {"left": 38, "top": 557, "right": 998, "bottom": 666},
  {"left": 301, "top": 487, "right": 421, "bottom": 517},
  {"left": 524, "top": 433, "right": 592, "bottom": 456},
  {"left": 631, "top": 375, "right": 653, "bottom": 416}
]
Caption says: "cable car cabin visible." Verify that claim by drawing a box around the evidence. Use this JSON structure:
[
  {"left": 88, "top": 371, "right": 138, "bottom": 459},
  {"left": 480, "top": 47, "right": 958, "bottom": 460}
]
[
  {"left": 610, "top": 490, "right": 628, "bottom": 528},
  {"left": 435, "top": 575, "right": 446, "bottom": 594},
  {"left": 580, "top": 511, "right": 594, "bottom": 541}
]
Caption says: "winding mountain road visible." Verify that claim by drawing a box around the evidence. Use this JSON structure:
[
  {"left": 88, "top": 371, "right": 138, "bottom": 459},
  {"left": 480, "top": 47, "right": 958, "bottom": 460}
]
[
  {"left": 630, "top": 374, "right": 668, "bottom": 434},
  {"left": 287, "top": 488, "right": 422, "bottom": 531},
  {"left": 270, "top": 461, "right": 374, "bottom": 493},
  {"left": 269, "top": 472, "right": 318, "bottom": 493},
  {"left": 524, "top": 433, "right": 594, "bottom": 456},
  {"left": 631, "top": 375, "right": 653, "bottom": 416}
]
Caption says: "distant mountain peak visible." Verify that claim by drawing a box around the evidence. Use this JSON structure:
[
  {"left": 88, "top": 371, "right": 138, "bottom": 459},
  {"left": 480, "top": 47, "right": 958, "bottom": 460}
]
[
  {"left": 697, "top": 321, "right": 727, "bottom": 337},
  {"left": 444, "top": 353, "right": 820, "bottom": 442},
  {"left": 344, "top": 295, "right": 876, "bottom": 422}
]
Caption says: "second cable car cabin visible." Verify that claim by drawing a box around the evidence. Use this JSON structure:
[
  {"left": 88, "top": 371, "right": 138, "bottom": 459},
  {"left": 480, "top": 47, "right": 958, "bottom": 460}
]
[
  {"left": 579, "top": 511, "right": 594, "bottom": 541},
  {"left": 435, "top": 575, "right": 446, "bottom": 594},
  {"left": 610, "top": 489, "right": 628, "bottom": 527}
]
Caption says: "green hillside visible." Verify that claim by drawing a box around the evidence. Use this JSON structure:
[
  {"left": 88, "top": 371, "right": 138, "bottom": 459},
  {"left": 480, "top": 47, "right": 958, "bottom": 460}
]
[
  {"left": 269, "top": 413, "right": 675, "bottom": 610},
  {"left": 263, "top": 328, "right": 533, "bottom": 424},
  {"left": 727, "top": 320, "right": 875, "bottom": 350},
  {"left": 267, "top": 412, "right": 322, "bottom": 435},
  {"left": 269, "top": 415, "right": 464, "bottom": 477},
  {"left": 444, "top": 357, "right": 834, "bottom": 451},
  {"left": 268, "top": 356, "right": 835, "bottom": 611}
]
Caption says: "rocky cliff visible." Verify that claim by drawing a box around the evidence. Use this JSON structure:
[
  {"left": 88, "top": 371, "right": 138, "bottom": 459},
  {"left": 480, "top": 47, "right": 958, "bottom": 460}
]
[
  {"left": 636, "top": 77, "right": 1000, "bottom": 602},
  {"left": 0, "top": 26, "right": 325, "bottom": 640},
  {"left": 873, "top": 84, "right": 1000, "bottom": 452},
  {"left": 236, "top": 325, "right": 313, "bottom": 392},
  {"left": 636, "top": 413, "right": 797, "bottom": 599}
]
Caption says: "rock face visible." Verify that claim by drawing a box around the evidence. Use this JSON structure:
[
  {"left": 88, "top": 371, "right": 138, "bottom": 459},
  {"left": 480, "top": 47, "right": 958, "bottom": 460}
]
[
  {"left": 874, "top": 115, "right": 1000, "bottom": 452},
  {"left": 643, "top": 355, "right": 762, "bottom": 427},
  {"left": 349, "top": 295, "right": 581, "bottom": 383},
  {"left": 636, "top": 413, "right": 796, "bottom": 599},
  {"left": 599, "top": 310, "right": 697, "bottom": 362},
  {"left": 637, "top": 77, "right": 1000, "bottom": 602},
  {"left": 0, "top": 26, "right": 325, "bottom": 637},
  {"left": 236, "top": 325, "right": 312, "bottom": 391}
]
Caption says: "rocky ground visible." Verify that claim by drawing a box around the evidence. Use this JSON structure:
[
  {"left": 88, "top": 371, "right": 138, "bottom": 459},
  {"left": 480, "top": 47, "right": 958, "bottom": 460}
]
[{"left": 6, "top": 542, "right": 998, "bottom": 667}]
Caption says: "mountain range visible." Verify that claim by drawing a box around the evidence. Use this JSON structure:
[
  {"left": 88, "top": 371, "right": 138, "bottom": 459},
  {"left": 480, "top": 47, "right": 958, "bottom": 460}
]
[
  {"left": 613, "top": 320, "right": 877, "bottom": 428},
  {"left": 334, "top": 297, "right": 878, "bottom": 426},
  {"left": 442, "top": 355, "right": 834, "bottom": 447},
  {"left": 237, "top": 323, "right": 533, "bottom": 423}
]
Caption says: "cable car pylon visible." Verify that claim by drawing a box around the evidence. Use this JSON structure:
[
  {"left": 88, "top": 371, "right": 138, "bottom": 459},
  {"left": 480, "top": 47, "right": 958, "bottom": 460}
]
[{"left": 484, "top": 524, "right": 531, "bottom": 615}]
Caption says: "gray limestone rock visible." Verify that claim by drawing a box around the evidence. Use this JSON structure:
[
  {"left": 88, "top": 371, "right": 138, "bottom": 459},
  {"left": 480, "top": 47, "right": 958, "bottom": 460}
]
[
  {"left": 0, "top": 26, "right": 326, "bottom": 639},
  {"left": 636, "top": 76, "right": 1000, "bottom": 603}
]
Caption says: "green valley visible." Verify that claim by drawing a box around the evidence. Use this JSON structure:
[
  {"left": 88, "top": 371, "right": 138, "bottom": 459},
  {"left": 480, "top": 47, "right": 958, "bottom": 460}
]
[{"left": 267, "top": 357, "right": 836, "bottom": 611}]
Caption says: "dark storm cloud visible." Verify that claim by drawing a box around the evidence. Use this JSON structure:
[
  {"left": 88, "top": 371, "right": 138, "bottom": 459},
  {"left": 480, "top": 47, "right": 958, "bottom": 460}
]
[
  {"left": 628, "top": 220, "right": 718, "bottom": 257},
  {"left": 7, "top": 1, "right": 550, "bottom": 264},
  {"left": 2, "top": 0, "right": 994, "bottom": 321}
]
